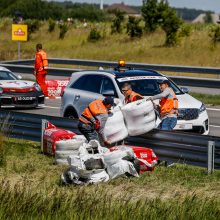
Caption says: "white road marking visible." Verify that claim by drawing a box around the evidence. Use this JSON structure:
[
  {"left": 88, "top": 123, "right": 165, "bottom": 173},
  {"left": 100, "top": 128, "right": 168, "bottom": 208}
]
[
  {"left": 207, "top": 108, "right": 220, "bottom": 111},
  {"left": 209, "top": 125, "right": 220, "bottom": 128}
]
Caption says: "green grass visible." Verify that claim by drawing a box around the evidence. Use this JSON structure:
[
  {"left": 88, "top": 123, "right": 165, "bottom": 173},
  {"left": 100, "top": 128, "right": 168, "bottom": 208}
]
[
  {"left": 190, "top": 93, "right": 220, "bottom": 106},
  {"left": 1, "top": 20, "right": 220, "bottom": 74},
  {"left": 0, "top": 136, "right": 220, "bottom": 219}
]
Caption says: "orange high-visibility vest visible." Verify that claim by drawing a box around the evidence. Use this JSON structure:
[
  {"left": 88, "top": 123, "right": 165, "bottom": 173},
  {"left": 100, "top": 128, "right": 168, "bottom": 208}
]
[
  {"left": 125, "top": 91, "right": 143, "bottom": 104},
  {"left": 79, "top": 100, "right": 107, "bottom": 125},
  {"left": 159, "top": 92, "right": 178, "bottom": 117},
  {"left": 34, "top": 49, "right": 48, "bottom": 73}
]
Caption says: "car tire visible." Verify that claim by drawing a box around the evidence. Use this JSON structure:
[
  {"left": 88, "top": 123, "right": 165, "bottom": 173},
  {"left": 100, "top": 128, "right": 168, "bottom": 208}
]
[{"left": 64, "top": 107, "right": 78, "bottom": 119}]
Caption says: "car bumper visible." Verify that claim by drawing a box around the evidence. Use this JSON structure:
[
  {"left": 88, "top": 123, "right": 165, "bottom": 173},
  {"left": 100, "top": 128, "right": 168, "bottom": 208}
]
[
  {"left": 0, "top": 92, "right": 45, "bottom": 108},
  {"left": 174, "top": 110, "right": 209, "bottom": 135}
]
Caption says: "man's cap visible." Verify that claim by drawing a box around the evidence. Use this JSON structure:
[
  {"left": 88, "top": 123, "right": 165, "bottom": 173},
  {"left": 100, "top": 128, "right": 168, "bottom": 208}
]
[
  {"left": 103, "top": 97, "right": 115, "bottom": 106},
  {"left": 157, "top": 79, "right": 170, "bottom": 85}
]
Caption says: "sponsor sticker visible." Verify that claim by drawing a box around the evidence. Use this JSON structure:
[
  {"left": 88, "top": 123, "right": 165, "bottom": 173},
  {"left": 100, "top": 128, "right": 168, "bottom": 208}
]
[{"left": 117, "top": 76, "right": 167, "bottom": 82}]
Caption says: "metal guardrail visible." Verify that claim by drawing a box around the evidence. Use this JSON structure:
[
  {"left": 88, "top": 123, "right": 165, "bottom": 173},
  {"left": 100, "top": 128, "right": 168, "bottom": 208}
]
[
  {"left": 0, "top": 109, "right": 219, "bottom": 170},
  {"left": 1, "top": 58, "right": 220, "bottom": 74},
  {"left": 1, "top": 58, "right": 220, "bottom": 88}
]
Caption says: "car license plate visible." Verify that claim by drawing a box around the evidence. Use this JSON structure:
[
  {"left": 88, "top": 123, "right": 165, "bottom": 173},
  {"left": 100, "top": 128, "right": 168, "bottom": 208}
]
[
  {"left": 17, "top": 97, "right": 36, "bottom": 101},
  {"left": 176, "top": 124, "right": 193, "bottom": 130}
]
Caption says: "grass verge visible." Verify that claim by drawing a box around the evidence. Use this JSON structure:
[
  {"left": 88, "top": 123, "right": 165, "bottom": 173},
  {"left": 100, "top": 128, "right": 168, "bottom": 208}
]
[{"left": 0, "top": 137, "right": 220, "bottom": 219}]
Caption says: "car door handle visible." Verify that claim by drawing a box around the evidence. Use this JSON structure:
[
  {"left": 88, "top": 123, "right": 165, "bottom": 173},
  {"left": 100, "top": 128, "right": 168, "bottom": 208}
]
[{"left": 74, "top": 95, "right": 80, "bottom": 101}]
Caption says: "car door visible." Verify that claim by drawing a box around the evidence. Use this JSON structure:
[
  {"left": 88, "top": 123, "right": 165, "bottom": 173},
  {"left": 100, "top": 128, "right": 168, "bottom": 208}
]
[{"left": 71, "top": 74, "right": 104, "bottom": 114}]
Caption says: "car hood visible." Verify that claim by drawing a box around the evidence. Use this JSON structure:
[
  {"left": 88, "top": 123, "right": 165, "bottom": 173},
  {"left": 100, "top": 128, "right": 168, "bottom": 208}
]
[
  {"left": 176, "top": 93, "right": 202, "bottom": 109},
  {"left": 143, "top": 93, "right": 203, "bottom": 109},
  {"left": 0, "top": 80, "right": 35, "bottom": 88}
]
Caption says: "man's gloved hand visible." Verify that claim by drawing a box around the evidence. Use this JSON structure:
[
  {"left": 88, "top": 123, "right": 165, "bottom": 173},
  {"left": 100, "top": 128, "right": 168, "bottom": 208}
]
[
  {"left": 94, "top": 120, "right": 100, "bottom": 130},
  {"left": 104, "top": 140, "right": 111, "bottom": 147}
]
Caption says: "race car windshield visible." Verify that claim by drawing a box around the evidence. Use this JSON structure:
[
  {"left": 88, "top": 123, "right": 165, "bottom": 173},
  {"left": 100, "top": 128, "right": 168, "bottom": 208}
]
[
  {"left": 116, "top": 77, "right": 183, "bottom": 96},
  {"left": 0, "top": 71, "right": 19, "bottom": 80}
]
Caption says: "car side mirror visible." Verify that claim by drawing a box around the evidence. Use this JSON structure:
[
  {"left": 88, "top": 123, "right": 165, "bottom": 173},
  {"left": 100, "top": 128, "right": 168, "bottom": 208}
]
[
  {"left": 102, "top": 90, "right": 115, "bottom": 97},
  {"left": 17, "top": 74, "right": 22, "bottom": 79},
  {"left": 180, "top": 87, "right": 189, "bottom": 93}
]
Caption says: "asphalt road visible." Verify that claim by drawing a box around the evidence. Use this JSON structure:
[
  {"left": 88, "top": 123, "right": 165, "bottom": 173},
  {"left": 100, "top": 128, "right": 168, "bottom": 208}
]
[{"left": 11, "top": 97, "right": 220, "bottom": 137}]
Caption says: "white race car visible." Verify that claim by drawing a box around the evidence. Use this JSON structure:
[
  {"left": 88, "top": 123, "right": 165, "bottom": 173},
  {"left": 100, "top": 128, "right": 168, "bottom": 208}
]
[{"left": 0, "top": 66, "right": 45, "bottom": 108}]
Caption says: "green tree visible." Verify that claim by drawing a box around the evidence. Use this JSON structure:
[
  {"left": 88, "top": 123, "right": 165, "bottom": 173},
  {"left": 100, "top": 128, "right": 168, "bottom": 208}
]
[
  {"left": 111, "top": 10, "right": 125, "bottom": 34},
  {"left": 159, "top": 1, "right": 183, "bottom": 46},
  {"left": 67, "top": 4, "right": 106, "bottom": 22},
  {"left": 141, "top": 0, "right": 161, "bottom": 32},
  {"left": 126, "top": 16, "right": 143, "bottom": 38},
  {"left": 209, "top": 25, "right": 220, "bottom": 46},
  {"left": 48, "top": 18, "right": 56, "bottom": 33},
  {"left": 141, "top": 0, "right": 183, "bottom": 46},
  {"left": 204, "top": 12, "right": 213, "bottom": 23}
]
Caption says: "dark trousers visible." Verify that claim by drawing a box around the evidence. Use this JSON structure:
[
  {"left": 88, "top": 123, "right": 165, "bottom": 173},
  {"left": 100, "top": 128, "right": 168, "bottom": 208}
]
[{"left": 78, "top": 121, "right": 99, "bottom": 142}]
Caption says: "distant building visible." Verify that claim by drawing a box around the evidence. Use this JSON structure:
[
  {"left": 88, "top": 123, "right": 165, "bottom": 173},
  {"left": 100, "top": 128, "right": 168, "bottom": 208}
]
[
  {"left": 192, "top": 13, "right": 220, "bottom": 23},
  {"left": 106, "top": 2, "right": 140, "bottom": 17}
]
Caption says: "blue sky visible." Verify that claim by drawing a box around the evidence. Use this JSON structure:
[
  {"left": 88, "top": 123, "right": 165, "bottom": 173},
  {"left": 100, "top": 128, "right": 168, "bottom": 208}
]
[{"left": 51, "top": 0, "right": 220, "bottom": 13}]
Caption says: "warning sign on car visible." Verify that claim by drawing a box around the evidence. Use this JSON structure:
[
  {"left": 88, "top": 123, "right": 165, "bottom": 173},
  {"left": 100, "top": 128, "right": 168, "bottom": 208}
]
[{"left": 12, "top": 24, "right": 28, "bottom": 41}]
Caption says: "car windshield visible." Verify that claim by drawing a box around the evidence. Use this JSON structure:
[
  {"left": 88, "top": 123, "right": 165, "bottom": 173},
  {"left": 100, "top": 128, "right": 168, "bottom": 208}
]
[
  {"left": 116, "top": 77, "right": 183, "bottom": 96},
  {"left": 0, "top": 71, "right": 19, "bottom": 80}
]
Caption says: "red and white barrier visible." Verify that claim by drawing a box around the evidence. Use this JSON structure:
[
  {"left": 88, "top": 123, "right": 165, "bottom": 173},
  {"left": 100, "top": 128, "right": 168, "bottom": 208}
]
[{"left": 45, "top": 78, "right": 70, "bottom": 97}]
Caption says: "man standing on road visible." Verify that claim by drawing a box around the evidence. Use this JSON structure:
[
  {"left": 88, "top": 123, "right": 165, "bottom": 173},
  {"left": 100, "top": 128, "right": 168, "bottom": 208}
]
[
  {"left": 78, "top": 97, "right": 115, "bottom": 146},
  {"left": 34, "top": 43, "right": 48, "bottom": 96},
  {"left": 121, "top": 83, "right": 143, "bottom": 104},
  {"left": 150, "top": 79, "right": 178, "bottom": 130}
]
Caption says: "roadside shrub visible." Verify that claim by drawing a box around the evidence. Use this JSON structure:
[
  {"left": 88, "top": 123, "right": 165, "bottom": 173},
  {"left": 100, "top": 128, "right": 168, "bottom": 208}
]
[
  {"left": 25, "top": 19, "right": 41, "bottom": 40},
  {"left": 48, "top": 18, "right": 56, "bottom": 32},
  {"left": 209, "top": 24, "right": 220, "bottom": 46},
  {"left": 111, "top": 9, "right": 125, "bottom": 34},
  {"left": 178, "top": 23, "right": 192, "bottom": 38},
  {"left": 0, "top": 17, "right": 11, "bottom": 31},
  {"left": 59, "top": 23, "right": 68, "bottom": 39},
  {"left": 88, "top": 28, "right": 101, "bottom": 42},
  {"left": 126, "top": 16, "right": 143, "bottom": 38}
]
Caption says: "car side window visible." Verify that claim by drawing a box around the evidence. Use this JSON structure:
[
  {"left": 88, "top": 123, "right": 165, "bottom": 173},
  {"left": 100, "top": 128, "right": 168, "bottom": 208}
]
[
  {"left": 71, "top": 75, "right": 102, "bottom": 93},
  {"left": 101, "top": 77, "right": 117, "bottom": 97}
]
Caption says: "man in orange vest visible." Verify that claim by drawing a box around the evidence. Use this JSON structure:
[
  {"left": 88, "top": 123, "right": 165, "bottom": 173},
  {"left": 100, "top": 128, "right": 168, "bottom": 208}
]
[
  {"left": 150, "top": 79, "right": 178, "bottom": 130},
  {"left": 121, "top": 83, "right": 143, "bottom": 104},
  {"left": 34, "top": 43, "right": 48, "bottom": 96},
  {"left": 78, "top": 97, "right": 115, "bottom": 146}
]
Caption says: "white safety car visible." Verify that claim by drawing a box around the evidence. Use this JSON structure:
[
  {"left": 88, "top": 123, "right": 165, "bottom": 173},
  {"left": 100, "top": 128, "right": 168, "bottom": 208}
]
[{"left": 61, "top": 62, "right": 209, "bottom": 135}]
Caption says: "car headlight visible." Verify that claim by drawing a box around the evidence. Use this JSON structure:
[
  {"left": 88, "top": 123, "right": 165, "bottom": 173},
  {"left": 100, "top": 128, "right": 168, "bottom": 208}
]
[
  {"left": 0, "top": 87, "right": 3, "bottom": 94},
  {"left": 34, "top": 83, "right": 42, "bottom": 91},
  {"left": 199, "top": 103, "right": 206, "bottom": 114}
]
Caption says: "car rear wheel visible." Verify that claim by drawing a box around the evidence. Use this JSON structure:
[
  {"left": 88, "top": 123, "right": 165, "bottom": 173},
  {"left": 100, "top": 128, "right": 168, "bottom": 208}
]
[{"left": 64, "top": 108, "right": 78, "bottom": 119}]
